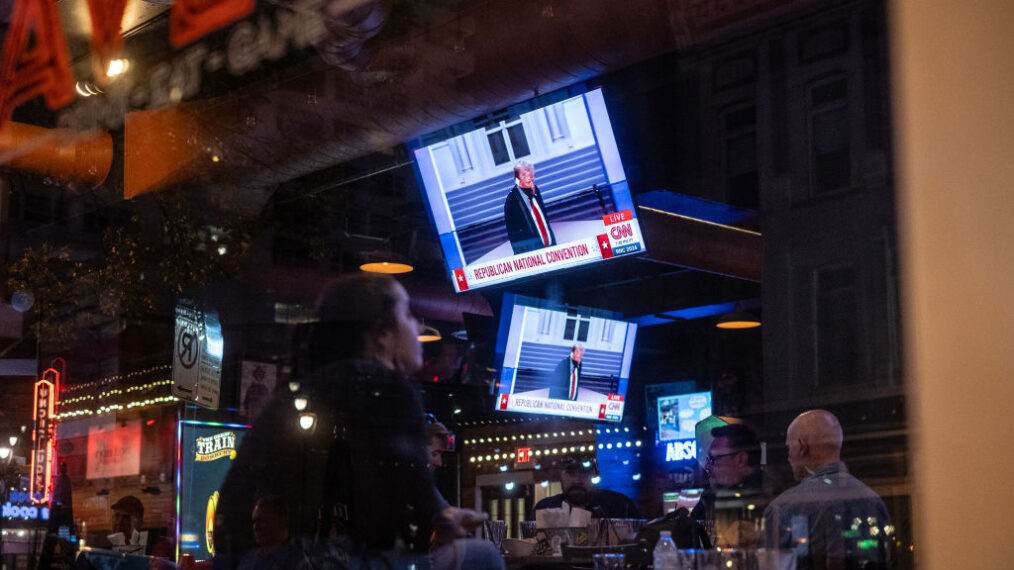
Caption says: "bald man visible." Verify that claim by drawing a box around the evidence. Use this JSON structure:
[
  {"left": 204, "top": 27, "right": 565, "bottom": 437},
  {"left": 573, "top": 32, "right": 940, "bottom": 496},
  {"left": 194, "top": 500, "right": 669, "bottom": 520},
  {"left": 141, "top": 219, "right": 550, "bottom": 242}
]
[{"left": 762, "top": 410, "right": 890, "bottom": 570}]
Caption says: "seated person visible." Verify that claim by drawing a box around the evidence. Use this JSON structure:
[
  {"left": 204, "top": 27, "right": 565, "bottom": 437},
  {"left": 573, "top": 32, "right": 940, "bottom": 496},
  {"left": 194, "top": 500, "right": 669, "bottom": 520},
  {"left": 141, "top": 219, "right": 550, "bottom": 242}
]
[
  {"left": 237, "top": 496, "right": 303, "bottom": 570},
  {"left": 214, "top": 274, "right": 502, "bottom": 570},
  {"left": 691, "top": 423, "right": 782, "bottom": 548},
  {"left": 532, "top": 458, "right": 639, "bottom": 519}
]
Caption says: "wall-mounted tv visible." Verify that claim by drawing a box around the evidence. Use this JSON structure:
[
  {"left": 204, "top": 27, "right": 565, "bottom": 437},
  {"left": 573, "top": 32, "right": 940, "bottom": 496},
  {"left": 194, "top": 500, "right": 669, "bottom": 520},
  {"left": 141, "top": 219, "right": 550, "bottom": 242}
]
[
  {"left": 411, "top": 87, "right": 646, "bottom": 292},
  {"left": 657, "top": 391, "right": 712, "bottom": 442},
  {"left": 492, "top": 294, "right": 637, "bottom": 422}
]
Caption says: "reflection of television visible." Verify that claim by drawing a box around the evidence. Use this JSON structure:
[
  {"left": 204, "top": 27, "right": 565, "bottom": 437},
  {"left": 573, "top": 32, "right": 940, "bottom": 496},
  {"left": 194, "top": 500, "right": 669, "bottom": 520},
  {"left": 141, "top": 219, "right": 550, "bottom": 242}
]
[
  {"left": 492, "top": 294, "right": 637, "bottom": 422},
  {"left": 411, "top": 87, "right": 646, "bottom": 292},
  {"left": 658, "top": 391, "right": 712, "bottom": 442}
]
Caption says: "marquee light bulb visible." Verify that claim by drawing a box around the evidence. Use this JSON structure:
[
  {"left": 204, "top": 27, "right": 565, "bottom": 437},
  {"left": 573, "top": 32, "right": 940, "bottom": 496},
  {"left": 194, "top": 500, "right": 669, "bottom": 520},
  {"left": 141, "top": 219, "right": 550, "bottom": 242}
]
[
  {"left": 298, "top": 413, "right": 316, "bottom": 431},
  {"left": 293, "top": 397, "right": 308, "bottom": 411}
]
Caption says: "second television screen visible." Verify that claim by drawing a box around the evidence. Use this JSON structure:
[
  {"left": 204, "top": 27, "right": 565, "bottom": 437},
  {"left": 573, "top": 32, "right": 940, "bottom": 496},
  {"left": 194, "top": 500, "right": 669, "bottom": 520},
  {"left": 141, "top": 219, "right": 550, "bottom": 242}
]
[
  {"left": 493, "top": 294, "right": 637, "bottom": 422},
  {"left": 412, "top": 88, "right": 646, "bottom": 292}
]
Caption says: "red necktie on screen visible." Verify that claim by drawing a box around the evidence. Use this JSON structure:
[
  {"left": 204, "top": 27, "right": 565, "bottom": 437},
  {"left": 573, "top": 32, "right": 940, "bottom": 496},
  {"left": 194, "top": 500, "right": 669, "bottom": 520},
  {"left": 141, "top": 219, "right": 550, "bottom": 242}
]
[
  {"left": 526, "top": 192, "right": 551, "bottom": 247},
  {"left": 569, "top": 364, "right": 578, "bottom": 400}
]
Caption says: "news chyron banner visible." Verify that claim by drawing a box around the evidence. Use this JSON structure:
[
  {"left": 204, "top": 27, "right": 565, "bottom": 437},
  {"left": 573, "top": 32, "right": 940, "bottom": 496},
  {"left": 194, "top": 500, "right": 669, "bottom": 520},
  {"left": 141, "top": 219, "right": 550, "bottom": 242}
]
[
  {"left": 453, "top": 210, "right": 643, "bottom": 291},
  {"left": 178, "top": 422, "right": 248, "bottom": 562}
]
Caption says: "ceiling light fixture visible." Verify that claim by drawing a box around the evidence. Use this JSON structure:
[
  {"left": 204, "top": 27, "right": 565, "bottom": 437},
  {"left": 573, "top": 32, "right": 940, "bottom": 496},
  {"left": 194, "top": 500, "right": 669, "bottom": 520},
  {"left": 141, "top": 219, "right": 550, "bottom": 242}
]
[
  {"left": 418, "top": 324, "right": 442, "bottom": 343},
  {"left": 359, "top": 251, "right": 413, "bottom": 274},
  {"left": 715, "top": 302, "right": 761, "bottom": 329}
]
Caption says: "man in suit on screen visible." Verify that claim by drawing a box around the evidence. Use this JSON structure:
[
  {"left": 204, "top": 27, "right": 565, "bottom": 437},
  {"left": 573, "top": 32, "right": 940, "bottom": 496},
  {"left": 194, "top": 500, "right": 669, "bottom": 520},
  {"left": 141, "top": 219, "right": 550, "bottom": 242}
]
[
  {"left": 503, "top": 161, "right": 557, "bottom": 254},
  {"left": 548, "top": 344, "right": 583, "bottom": 401}
]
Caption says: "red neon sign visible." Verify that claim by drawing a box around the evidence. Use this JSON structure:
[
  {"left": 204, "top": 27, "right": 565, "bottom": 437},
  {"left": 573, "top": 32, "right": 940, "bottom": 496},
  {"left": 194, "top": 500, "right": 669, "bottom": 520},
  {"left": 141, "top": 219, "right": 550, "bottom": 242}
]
[
  {"left": 0, "top": 0, "right": 74, "bottom": 124},
  {"left": 516, "top": 447, "right": 531, "bottom": 463},
  {"left": 30, "top": 368, "right": 59, "bottom": 504},
  {"left": 0, "top": 0, "right": 254, "bottom": 128}
]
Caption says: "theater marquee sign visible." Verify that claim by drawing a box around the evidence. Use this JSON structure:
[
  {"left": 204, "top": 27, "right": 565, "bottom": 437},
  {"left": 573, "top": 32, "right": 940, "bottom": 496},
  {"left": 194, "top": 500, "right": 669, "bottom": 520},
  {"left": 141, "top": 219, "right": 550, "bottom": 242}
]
[{"left": 30, "top": 369, "right": 58, "bottom": 503}]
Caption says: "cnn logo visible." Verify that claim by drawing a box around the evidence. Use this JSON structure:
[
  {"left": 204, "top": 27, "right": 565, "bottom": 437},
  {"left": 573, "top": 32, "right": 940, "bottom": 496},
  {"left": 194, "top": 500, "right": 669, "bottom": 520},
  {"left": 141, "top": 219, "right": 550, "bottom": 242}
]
[{"left": 609, "top": 224, "right": 633, "bottom": 240}]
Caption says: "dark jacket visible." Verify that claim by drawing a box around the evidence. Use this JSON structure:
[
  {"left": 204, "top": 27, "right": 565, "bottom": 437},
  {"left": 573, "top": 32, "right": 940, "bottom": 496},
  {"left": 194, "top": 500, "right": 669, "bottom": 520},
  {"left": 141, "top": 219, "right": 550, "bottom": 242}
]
[
  {"left": 214, "top": 359, "right": 440, "bottom": 564},
  {"left": 547, "top": 356, "right": 581, "bottom": 401},
  {"left": 503, "top": 185, "right": 557, "bottom": 255},
  {"left": 532, "top": 489, "right": 640, "bottom": 520}
]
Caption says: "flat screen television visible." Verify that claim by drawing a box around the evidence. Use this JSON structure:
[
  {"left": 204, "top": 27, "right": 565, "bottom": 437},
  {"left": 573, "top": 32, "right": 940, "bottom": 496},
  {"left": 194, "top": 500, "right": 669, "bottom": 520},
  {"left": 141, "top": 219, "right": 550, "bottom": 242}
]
[
  {"left": 492, "top": 294, "right": 637, "bottom": 422},
  {"left": 411, "top": 87, "right": 646, "bottom": 292},
  {"left": 657, "top": 391, "right": 712, "bottom": 442}
]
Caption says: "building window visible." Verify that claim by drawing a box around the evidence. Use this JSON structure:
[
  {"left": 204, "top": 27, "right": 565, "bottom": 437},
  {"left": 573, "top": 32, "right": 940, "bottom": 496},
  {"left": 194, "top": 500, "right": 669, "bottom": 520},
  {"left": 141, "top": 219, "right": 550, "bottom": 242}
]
[
  {"left": 799, "top": 22, "right": 849, "bottom": 63},
  {"left": 815, "top": 264, "right": 859, "bottom": 387},
  {"left": 564, "top": 309, "right": 590, "bottom": 343},
  {"left": 451, "top": 137, "right": 474, "bottom": 173},
  {"left": 809, "top": 78, "right": 851, "bottom": 194},
  {"left": 487, "top": 119, "right": 531, "bottom": 165},
  {"left": 545, "top": 104, "right": 570, "bottom": 141},
  {"left": 723, "top": 105, "right": 759, "bottom": 209},
  {"left": 600, "top": 320, "right": 616, "bottom": 344},
  {"left": 713, "top": 54, "right": 756, "bottom": 91}
]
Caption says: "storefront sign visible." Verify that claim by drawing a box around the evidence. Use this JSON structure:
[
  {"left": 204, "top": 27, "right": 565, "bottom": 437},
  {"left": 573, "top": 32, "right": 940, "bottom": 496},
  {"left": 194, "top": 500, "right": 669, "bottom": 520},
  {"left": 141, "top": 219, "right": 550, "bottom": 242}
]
[
  {"left": 86, "top": 418, "right": 141, "bottom": 479},
  {"left": 30, "top": 370, "right": 58, "bottom": 503},
  {"left": 3, "top": 491, "right": 51, "bottom": 521},
  {"left": 194, "top": 431, "right": 237, "bottom": 462},
  {"left": 664, "top": 440, "right": 697, "bottom": 463},
  {"left": 0, "top": 0, "right": 325, "bottom": 132},
  {"left": 172, "top": 300, "right": 224, "bottom": 410},
  {"left": 178, "top": 422, "right": 248, "bottom": 562}
]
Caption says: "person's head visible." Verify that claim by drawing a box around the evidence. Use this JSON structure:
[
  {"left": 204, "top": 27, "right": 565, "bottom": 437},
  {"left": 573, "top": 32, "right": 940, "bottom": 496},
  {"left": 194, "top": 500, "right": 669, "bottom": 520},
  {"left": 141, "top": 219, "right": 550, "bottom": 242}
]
[
  {"left": 705, "top": 424, "right": 761, "bottom": 487},
  {"left": 559, "top": 458, "right": 597, "bottom": 507},
  {"left": 570, "top": 345, "right": 584, "bottom": 364},
  {"left": 514, "top": 161, "right": 535, "bottom": 189},
  {"left": 110, "top": 495, "right": 144, "bottom": 537},
  {"left": 785, "top": 409, "right": 843, "bottom": 481},
  {"left": 251, "top": 495, "right": 289, "bottom": 548},
  {"left": 426, "top": 418, "right": 451, "bottom": 470},
  {"left": 304, "top": 274, "right": 422, "bottom": 374}
]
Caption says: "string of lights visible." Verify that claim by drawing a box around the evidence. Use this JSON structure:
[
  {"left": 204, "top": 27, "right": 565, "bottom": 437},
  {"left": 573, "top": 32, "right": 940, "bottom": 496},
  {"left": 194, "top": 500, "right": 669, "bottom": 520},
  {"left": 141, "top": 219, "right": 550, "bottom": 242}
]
[
  {"left": 59, "top": 365, "right": 172, "bottom": 394},
  {"left": 56, "top": 364, "right": 176, "bottom": 418},
  {"left": 460, "top": 426, "right": 642, "bottom": 446}
]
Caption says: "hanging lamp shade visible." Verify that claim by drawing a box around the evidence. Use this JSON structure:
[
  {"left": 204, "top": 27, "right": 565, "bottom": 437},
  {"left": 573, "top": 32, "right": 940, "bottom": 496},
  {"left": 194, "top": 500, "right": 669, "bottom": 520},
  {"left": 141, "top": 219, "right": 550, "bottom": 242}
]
[
  {"left": 359, "top": 250, "right": 413, "bottom": 274},
  {"left": 715, "top": 302, "right": 761, "bottom": 329},
  {"left": 418, "top": 324, "right": 442, "bottom": 342}
]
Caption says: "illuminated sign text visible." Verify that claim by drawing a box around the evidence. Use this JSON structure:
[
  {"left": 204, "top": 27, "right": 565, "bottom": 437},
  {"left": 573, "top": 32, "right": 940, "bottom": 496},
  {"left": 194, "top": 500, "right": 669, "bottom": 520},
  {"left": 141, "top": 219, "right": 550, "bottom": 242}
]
[
  {"left": 665, "top": 440, "right": 697, "bottom": 462},
  {"left": 195, "top": 431, "right": 237, "bottom": 462}
]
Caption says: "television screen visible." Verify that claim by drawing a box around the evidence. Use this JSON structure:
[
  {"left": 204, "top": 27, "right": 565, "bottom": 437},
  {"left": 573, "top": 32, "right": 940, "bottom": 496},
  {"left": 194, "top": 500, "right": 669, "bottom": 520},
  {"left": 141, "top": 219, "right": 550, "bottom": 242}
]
[
  {"left": 493, "top": 294, "right": 637, "bottom": 422},
  {"left": 657, "top": 391, "right": 712, "bottom": 442},
  {"left": 411, "top": 87, "right": 646, "bottom": 292}
]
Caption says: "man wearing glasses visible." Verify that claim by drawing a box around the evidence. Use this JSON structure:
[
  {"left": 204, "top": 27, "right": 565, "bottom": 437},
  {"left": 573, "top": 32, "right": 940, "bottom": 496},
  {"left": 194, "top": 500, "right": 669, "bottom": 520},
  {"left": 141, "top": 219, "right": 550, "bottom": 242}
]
[{"left": 691, "top": 424, "right": 780, "bottom": 548}]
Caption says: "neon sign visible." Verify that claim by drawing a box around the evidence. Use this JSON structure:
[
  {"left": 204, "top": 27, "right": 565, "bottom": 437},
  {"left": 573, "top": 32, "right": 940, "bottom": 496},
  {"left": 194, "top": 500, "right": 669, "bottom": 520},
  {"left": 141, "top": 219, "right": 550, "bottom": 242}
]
[
  {"left": 194, "top": 431, "right": 237, "bottom": 462},
  {"left": 30, "top": 368, "right": 59, "bottom": 504},
  {"left": 664, "top": 440, "right": 697, "bottom": 463},
  {"left": 3, "top": 491, "right": 51, "bottom": 521}
]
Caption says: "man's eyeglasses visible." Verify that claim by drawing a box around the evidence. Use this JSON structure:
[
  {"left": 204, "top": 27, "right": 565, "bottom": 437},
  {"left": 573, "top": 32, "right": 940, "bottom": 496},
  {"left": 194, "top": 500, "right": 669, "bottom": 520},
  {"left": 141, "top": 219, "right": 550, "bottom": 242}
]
[{"left": 705, "top": 451, "right": 739, "bottom": 465}]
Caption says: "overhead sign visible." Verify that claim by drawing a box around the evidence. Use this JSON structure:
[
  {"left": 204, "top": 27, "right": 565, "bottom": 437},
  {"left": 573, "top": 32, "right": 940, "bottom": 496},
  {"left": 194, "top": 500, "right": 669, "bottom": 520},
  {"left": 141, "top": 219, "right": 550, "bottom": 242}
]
[
  {"left": 516, "top": 447, "right": 531, "bottom": 463},
  {"left": 172, "top": 300, "right": 224, "bottom": 409},
  {"left": 30, "top": 369, "right": 58, "bottom": 503}
]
